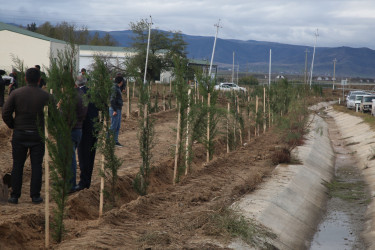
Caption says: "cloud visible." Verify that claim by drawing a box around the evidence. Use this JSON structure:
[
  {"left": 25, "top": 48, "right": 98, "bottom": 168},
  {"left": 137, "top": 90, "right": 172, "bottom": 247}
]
[{"left": 2, "top": 0, "right": 375, "bottom": 49}]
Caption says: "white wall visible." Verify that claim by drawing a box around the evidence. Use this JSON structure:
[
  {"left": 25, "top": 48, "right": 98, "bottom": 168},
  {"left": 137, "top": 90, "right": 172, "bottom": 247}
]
[
  {"left": 79, "top": 49, "right": 136, "bottom": 72},
  {"left": 0, "top": 30, "right": 51, "bottom": 73},
  {"left": 49, "top": 41, "right": 75, "bottom": 72}
]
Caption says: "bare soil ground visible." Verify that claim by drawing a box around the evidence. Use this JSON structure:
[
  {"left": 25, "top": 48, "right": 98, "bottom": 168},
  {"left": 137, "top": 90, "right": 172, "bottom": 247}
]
[{"left": 0, "top": 91, "right": 331, "bottom": 249}]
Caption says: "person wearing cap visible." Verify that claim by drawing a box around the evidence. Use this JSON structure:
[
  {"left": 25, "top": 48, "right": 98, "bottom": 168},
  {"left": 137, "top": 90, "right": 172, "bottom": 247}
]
[
  {"left": 2, "top": 68, "right": 51, "bottom": 204},
  {"left": 75, "top": 75, "right": 99, "bottom": 191},
  {"left": 109, "top": 76, "right": 124, "bottom": 147}
]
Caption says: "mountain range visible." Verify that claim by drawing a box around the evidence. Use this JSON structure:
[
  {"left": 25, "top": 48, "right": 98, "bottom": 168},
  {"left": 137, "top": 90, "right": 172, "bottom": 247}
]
[{"left": 95, "top": 30, "right": 375, "bottom": 78}]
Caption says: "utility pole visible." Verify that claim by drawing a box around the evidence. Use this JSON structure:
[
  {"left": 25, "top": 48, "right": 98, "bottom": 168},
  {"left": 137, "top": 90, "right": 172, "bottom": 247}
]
[
  {"left": 333, "top": 58, "right": 337, "bottom": 90},
  {"left": 309, "top": 29, "right": 319, "bottom": 89},
  {"left": 237, "top": 63, "right": 239, "bottom": 84},
  {"left": 268, "top": 49, "right": 272, "bottom": 88},
  {"left": 304, "top": 49, "right": 309, "bottom": 85},
  {"left": 232, "top": 52, "right": 235, "bottom": 83},
  {"left": 143, "top": 15, "right": 152, "bottom": 85},
  {"left": 209, "top": 19, "right": 221, "bottom": 77}
]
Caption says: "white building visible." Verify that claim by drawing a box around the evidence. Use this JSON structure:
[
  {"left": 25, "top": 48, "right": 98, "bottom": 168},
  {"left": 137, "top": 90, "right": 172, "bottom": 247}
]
[
  {"left": 0, "top": 22, "right": 182, "bottom": 84},
  {"left": 0, "top": 22, "right": 70, "bottom": 73},
  {"left": 79, "top": 45, "right": 136, "bottom": 72}
]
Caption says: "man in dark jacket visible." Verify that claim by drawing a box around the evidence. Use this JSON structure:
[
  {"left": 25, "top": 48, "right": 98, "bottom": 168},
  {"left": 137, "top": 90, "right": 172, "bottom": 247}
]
[
  {"left": 109, "top": 76, "right": 124, "bottom": 147},
  {"left": 8, "top": 69, "right": 18, "bottom": 94},
  {"left": 76, "top": 75, "right": 99, "bottom": 191},
  {"left": 0, "top": 70, "right": 5, "bottom": 107},
  {"left": 69, "top": 76, "right": 88, "bottom": 192},
  {"left": 2, "top": 68, "right": 51, "bottom": 204},
  {"left": 35, "top": 65, "right": 47, "bottom": 88}
]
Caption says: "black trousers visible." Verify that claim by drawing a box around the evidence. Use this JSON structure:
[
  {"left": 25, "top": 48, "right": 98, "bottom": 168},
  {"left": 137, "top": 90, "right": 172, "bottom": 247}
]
[
  {"left": 0, "top": 82, "right": 4, "bottom": 107},
  {"left": 11, "top": 130, "right": 44, "bottom": 198},
  {"left": 77, "top": 119, "right": 97, "bottom": 188}
]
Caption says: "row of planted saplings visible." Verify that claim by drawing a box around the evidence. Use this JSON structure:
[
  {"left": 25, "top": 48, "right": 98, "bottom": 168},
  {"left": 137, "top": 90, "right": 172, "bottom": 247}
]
[
  {"left": 170, "top": 77, "right": 311, "bottom": 185},
  {"left": 42, "top": 49, "right": 305, "bottom": 247},
  {"left": 170, "top": 79, "right": 274, "bottom": 185}
]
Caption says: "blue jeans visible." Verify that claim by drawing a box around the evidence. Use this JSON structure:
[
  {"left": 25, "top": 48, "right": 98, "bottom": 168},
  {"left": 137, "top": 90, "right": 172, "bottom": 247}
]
[
  {"left": 70, "top": 129, "right": 82, "bottom": 188},
  {"left": 109, "top": 107, "right": 122, "bottom": 143}
]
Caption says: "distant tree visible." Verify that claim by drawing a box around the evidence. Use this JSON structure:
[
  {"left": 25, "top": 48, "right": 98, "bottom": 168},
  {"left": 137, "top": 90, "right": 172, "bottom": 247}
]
[
  {"left": 34, "top": 21, "right": 117, "bottom": 46},
  {"left": 100, "top": 33, "right": 118, "bottom": 46},
  {"left": 37, "top": 22, "right": 55, "bottom": 38},
  {"left": 26, "top": 22, "right": 37, "bottom": 32},
  {"left": 90, "top": 32, "right": 101, "bottom": 46},
  {"left": 126, "top": 18, "right": 187, "bottom": 82},
  {"left": 238, "top": 75, "right": 259, "bottom": 86}
]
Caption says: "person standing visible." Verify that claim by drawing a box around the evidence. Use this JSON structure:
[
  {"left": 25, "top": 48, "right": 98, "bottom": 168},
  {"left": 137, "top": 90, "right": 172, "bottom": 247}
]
[
  {"left": 35, "top": 65, "right": 47, "bottom": 88},
  {"left": 68, "top": 76, "right": 88, "bottom": 193},
  {"left": 8, "top": 69, "right": 18, "bottom": 94},
  {"left": 2, "top": 68, "right": 51, "bottom": 204},
  {"left": 0, "top": 70, "right": 5, "bottom": 107},
  {"left": 76, "top": 75, "right": 99, "bottom": 191},
  {"left": 109, "top": 76, "right": 124, "bottom": 147},
  {"left": 80, "top": 68, "right": 90, "bottom": 82}
]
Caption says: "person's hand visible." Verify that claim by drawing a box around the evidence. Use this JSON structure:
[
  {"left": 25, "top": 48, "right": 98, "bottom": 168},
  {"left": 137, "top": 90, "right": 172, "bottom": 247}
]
[
  {"left": 57, "top": 100, "right": 62, "bottom": 109},
  {"left": 113, "top": 111, "right": 117, "bottom": 116}
]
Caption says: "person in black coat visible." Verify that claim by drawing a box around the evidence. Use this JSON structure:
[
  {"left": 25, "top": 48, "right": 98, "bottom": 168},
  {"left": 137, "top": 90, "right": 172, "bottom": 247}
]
[
  {"left": 2, "top": 68, "right": 51, "bottom": 204},
  {"left": 8, "top": 69, "right": 18, "bottom": 95},
  {"left": 0, "top": 70, "right": 5, "bottom": 107},
  {"left": 76, "top": 75, "right": 99, "bottom": 191}
]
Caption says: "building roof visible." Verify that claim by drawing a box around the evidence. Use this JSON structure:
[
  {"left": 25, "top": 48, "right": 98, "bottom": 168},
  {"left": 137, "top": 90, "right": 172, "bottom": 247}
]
[
  {"left": 0, "top": 22, "right": 67, "bottom": 44},
  {"left": 188, "top": 59, "right": 217, "bottom": 67},
  {"left": 79, "top": 45, "right": 135, "bottom": 52}
]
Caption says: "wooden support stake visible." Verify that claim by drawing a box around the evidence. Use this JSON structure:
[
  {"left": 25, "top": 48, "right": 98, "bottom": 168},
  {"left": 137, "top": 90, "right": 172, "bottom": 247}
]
[
  {"left": 127, "top": 80, "right": 130, "bottom": 118},
  {"left": 227, "top": 102, "right": 230, "bottom": 153},
  {"left": 156, "top": 84, "right": 159, "bottom": 112},
  {"left": 233, "top": 96, "right": 236, "bottom": 147},
  {"left": 207, "top": 93, "right": 211, "bottom": 163},
  {"left": 173, "top": 104, "right": 181, "bottom": 185},
  {"left": 197, "top": 83, "right": 199, "bottom": 104},
  {"left": 263, "top": 87, "right": 266, "bottom": 133},
  {"left": 163, "top": 86, "right": 166, "bottom": 111},
  {"left": 248, "top": 93, "right": 251, "bottom": 142},
  {"left": 194, "top": 82, "right": 197, "bottom": 104},
  {"left": 237, "top": 96, "right": 243, "bottom": 146},
  {"left": 44, "top": 105, "right": 50, "bottom": 249},
  {"left": 132, "top": 81, "right": 135, "bottom": 98},
  {"left": 141, "top": 104, "right": 148, "bottom": 190},
  {"left": 268, "top": 94, "right": 271, "bottom": 128},
  {"left": 185, "top": 89, "right": 191, "bottom": 175},
  {"left": 99, "top": 113, "right": 106, "bottom": 218},
  {"left": 255, "top": 95, "right": 258, "bottom": 137}
]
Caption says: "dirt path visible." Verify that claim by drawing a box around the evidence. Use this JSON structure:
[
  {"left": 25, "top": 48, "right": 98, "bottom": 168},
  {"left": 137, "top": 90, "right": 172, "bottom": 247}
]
[{"left": 310, "top": 113, "right": 370, "bottom": 249}]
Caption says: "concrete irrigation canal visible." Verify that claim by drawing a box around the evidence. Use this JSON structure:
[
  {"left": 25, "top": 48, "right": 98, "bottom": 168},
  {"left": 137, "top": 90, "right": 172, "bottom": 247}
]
[{"left": 229, "top": 102, "right": 375, "bottom": 249}]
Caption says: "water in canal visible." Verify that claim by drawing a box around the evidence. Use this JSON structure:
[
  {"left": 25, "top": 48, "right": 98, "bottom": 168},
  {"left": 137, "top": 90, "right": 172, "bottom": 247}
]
[{"left": 310, "top": 116, "right": 369, "bottom": 249}]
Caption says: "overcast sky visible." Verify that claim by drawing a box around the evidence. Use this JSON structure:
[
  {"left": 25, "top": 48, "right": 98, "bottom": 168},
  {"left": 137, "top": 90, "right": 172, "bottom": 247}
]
[{"left": 2, "top": 0, "right": 375, "bottom": 49}]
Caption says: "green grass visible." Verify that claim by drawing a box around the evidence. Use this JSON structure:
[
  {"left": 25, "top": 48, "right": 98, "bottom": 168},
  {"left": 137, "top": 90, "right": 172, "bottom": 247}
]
[
  {"left": 208, "top": 207, "right": 276, "bottom": 248},
  {"left": 332, "top": 104, "right": 375, "bottom": 131},
  {"left": 325, "top": 179, "right": 369, "bottom": 202}
]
